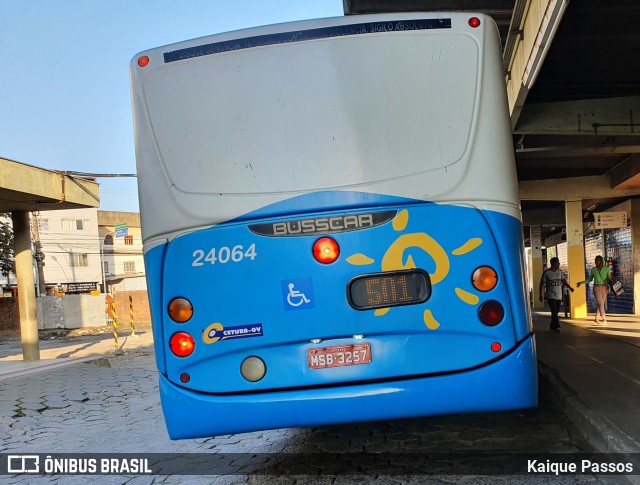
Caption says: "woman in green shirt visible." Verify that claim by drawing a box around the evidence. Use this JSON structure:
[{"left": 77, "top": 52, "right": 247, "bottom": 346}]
[{"left": 576, "top": 255, "right": 611, "bottom": 324}]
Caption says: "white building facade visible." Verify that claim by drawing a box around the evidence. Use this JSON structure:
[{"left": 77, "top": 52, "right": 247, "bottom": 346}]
[
  {"left": 36, "top": 208, "right": 102, "bottom": 294},
  {"left": 98, "top": 211, "right": 146, "bottom": 293}
]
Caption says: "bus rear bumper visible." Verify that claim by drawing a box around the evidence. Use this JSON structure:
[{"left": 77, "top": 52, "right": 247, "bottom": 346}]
[{"left": 159, "top": 334, "right": 537, "bottom": 439}]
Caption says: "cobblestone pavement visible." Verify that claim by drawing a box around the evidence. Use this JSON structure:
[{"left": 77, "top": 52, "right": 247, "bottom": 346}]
[{"left": 0, "top": 329, "right": 611, "bottom": 484}]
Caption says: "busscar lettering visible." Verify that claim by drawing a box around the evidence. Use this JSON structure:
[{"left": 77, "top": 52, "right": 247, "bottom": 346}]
[
  {"left": 329, "top": 218, "right": 343, "bottom": 230},
  {"left": 273, "top": 222, "right": 287, "bottom": 235},
  {"left": 250, "top": 211, "right": 393, "bottom": 237},
  {"left": 272, "top": 214, "right": 375, "bottom": 235},
  {"left": 301, "top": 220, "right": 316, "bottom": 233},
  {"left": 315, "top": 219, "right": 330, "bottom": 232}
]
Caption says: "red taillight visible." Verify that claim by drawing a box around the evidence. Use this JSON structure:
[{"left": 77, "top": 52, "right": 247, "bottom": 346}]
[
  {"left": 478, "top": 300, "right": 504, "bottom": 326},
  {"left": 313, "top": 237, "right": 340, "bottom": 264},
  {"left": 138, "top": 55, "right": 150, "bottom": 67},
  {"left": 468, "top": 17, "right": 481, "bottom": 28},
  {"left": 491, "top": 342, "right": 502, "bottom": 353},
  {"left": 170, "top": 332, "right": 195, "bottom": 357}
]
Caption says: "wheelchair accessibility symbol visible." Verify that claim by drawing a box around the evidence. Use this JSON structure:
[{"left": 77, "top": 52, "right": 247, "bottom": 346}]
[
  {"left": 287, "top": 283, "right": 311, "bottom": 306},
  {"left": 282, "top": 278, "right": 315, "bottom": 311}
]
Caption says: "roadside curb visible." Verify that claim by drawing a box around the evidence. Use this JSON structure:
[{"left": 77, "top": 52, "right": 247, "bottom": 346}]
[{"left": 538, "top": 361, "right": 640, "bottom": 484}]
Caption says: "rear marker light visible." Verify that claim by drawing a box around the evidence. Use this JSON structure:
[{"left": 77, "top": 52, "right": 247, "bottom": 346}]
[
  {"left": 469, "top": 17, "right": 481, "bottom": 28},
  {"left": 491, "top": 342, "right": 502, "bottom": 353},
  {"left": 180, "top": 373, "right": 191, "bottom": 383},
  {"left": 170, "top": 332, "right": 195, "bottom": 357},
  {"left": 472, "top": 266, "right": 498, "bottom": 292},
  {"left": 138, "top": 56, "right": 150, "bottom": 67},
  {"left": 168, "top": 297, "right": 193, "bottom": 323},
  {"left": 313, "top": 237, "right": 340, "bottom": 264},
  {"left": 478, "top": 300, "right": 504, "bottom": 326}
]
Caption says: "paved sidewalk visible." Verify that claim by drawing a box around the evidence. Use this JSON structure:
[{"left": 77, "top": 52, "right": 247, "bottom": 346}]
[
  {"left": 533, "top": 311, "right": 640, "bottom": 459},
  {"left": 0, "top": 324, "right": 152, "bottom": 380}
]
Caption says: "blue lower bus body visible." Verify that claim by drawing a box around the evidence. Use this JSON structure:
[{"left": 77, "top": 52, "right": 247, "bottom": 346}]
[
  {"left": 160, "top": 335, "right": 536, "bottom": 439},
  {"left": 144, "top": 192, "right": 537, "bottom": 439}
]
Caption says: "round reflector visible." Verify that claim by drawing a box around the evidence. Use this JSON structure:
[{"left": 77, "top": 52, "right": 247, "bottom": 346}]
[
  {"left": 478, "top": 300, "right": 504, "bottom": 326},
  {"left": 170, "top": 332, "right": 195, "bottom": 357},
  {"left": 241, "top": 356, "right": 267, "bottom": 382},
  {"left": 168, "top": 297, "right": 193, "bottom": 323},
  {"left": 491, "top": 342, "right": 502, "bottom": 353},
  {"left": 180, "top": 373, "right": 191, "bottom": 383},
  {"left": 313, "top": 237, "right": 340, "bottom": 264},
  {"left": 472, "top": 266, "right": 498, "bottom": 292},
  {"left": 468, "top": 17, "right": 481, "bottom": 28},
  {"left": 138, "top": 56, "right": 150, "bottom": 67}
]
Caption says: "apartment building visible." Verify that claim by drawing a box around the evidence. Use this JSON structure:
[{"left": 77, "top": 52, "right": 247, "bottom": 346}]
[
  {"left": 98, "top": 211, "right": 146, "bottom": 293},
  {"left": 35, "top": 208, "right": 102, "bottom": 294}
]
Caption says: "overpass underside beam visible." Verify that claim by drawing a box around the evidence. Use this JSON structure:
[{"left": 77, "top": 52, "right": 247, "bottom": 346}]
[
  {"left": 519, "top": 175, "right": 640, "bottom": 201},
  {"left": 515, "top": 96, "right": 640, "bottom": 136}
]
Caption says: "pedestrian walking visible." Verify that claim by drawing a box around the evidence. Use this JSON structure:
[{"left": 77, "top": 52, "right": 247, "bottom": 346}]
[
  {"left": 539, "top": 257, "right": 574, "bottom": 332},
  {"left": 576, "top": 255, "right": 612, "bottom": 325}
]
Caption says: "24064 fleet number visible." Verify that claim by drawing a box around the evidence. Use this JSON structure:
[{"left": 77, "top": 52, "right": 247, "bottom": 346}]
[{"left": 192, "top": 244, "right": 257, "bottom": 266}]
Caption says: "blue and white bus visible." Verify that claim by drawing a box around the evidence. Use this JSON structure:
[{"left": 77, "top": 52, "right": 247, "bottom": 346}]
[{"left": 131, "top": 12, "right": 537, "bottom": 439}]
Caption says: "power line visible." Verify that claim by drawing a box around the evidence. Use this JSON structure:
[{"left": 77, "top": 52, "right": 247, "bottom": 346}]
[{"left": 63, "top": 171, "right": 137, "bottom": 178}]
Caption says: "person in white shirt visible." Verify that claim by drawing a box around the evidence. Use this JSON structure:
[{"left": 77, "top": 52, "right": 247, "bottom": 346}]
[{"left": 539, "top": 257, "right": 574, "bottom": 333}]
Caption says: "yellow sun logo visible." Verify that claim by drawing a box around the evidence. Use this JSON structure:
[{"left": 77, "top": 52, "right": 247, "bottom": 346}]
[{"left": 346, "top": 209, "right": 483, "bottom": 330}]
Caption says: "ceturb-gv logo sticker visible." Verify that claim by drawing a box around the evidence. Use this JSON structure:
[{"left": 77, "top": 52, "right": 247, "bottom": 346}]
[{"left": 202, "top": 322, "right": 263, "bottom": 344}]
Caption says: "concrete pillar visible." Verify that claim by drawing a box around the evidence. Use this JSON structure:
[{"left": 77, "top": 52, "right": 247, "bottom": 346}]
[
  {"left": 11, "top": 211, "right": 40, "bottom": 361},
  {"left": 632, "top": 200, "right": 640, "bottom": 315},
  {"left": 530, "top": 226, "right": 544, "bottom": 309},
  {"left": 565, "top": 201, "right": 587, "bottom": 318}
]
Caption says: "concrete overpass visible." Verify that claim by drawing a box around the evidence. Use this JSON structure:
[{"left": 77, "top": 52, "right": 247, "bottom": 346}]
[
  {"left": 1, "top": 157, "right": 100, "bottom": 361},
  {"left": 343, "top": 0, "right": 640, "bottom": 317}
]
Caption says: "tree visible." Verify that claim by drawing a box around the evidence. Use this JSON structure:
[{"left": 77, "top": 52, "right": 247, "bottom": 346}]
[{"left": 0, "top": 213, "right": 15, "bottom": 279}]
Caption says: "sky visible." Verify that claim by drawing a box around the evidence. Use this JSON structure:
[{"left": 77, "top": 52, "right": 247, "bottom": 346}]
[{"left": 0, "top": 0, "right": 344, "bottom": 213}]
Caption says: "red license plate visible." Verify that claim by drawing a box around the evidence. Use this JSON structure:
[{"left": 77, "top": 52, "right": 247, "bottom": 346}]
[{"left": 307, "top": 343, "right": 372, "bottom": 369}]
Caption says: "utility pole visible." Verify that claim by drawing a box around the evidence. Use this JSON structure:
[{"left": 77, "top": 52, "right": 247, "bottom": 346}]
[{"left": 31, "top": 212, "right": 46, "bottom": 296}]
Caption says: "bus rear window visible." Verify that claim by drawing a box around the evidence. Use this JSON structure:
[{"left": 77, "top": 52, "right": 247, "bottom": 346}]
[{"left": 143, "top": 33, "right": 477, "bottom": 195}]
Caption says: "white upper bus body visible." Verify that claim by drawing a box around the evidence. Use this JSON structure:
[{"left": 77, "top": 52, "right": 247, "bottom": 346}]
[{"left": 130, "top": 12, "right": 518, "bottom": 246}]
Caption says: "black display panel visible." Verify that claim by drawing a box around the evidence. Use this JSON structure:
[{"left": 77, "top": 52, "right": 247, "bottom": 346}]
[{"left": 348, "top": 269, "right": 431, "bottom": 310}]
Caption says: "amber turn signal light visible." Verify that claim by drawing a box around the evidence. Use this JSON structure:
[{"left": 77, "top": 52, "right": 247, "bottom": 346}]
[
  {"left": 168, "top": 297, "right": 193, "bottom": 323},
  {"left": 472, "top": 266, "right": 498, "bottom": 292}
]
